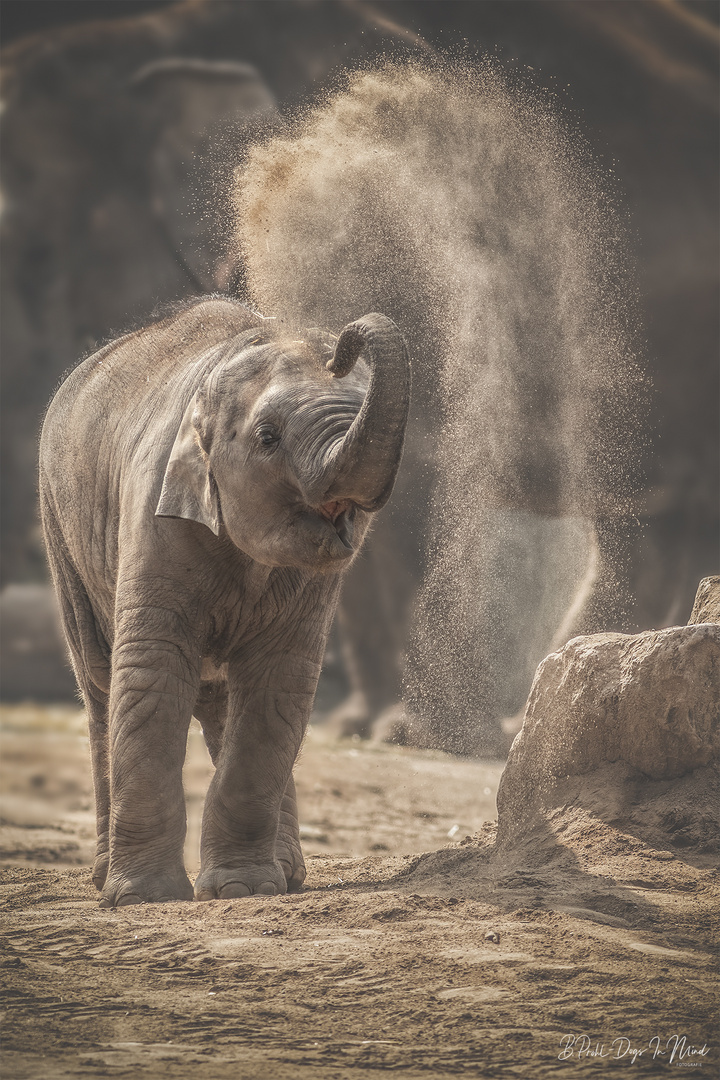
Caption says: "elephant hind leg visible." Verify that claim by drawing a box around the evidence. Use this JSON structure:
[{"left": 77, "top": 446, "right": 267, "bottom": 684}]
[
  {"left": 41, "top": 491, "right": 112, "bottom": 695},
  {"left": 194, "top": 680, "right": 228, "bottom": 766},
  {"left": 276, "top": 776, "right": 305, "bottom": 892},
  {"left": 57, "top": 606, "right": 111, "bottom": 890},
  {"left": 41, "top": 507, "right": 112, "bottom": 889},
  {"left": 80, "top": 678, "right": 111, "bottom": 890},
  {"left": 54, "top": 604, "right": 111, "bottom": 889}
]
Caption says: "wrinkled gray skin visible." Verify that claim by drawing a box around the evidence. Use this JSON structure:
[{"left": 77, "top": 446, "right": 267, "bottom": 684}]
[{"left": 39, "top": 298, "right": 410, "bottom": 907}]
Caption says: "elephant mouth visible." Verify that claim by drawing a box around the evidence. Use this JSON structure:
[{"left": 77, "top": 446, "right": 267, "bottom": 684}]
[{"left": 316, "top": 499, "right": 356, "bottom": 550}]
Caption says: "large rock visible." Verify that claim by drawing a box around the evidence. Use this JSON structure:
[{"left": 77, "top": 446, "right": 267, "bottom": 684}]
[
  {"left": 497, "top": 622, "right": 720, "bottom": 852},
  {"left": 689, "top": 576, "right": 720, "bottom": 625}
]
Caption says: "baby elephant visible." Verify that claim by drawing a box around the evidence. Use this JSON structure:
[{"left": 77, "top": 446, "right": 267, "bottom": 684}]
[{"left": 40, "top": 298, "right": 410, "bottom": 907}]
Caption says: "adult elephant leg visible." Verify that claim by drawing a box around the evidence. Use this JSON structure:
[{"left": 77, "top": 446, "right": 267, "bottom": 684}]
[
  {"left": 331, "top": 544, "right": 401, "bottom": 738},
  {"left": 195, "top": 638, "right": 322, "bottom": 901},
  {"left": 406, "top": 508, "right": 600, "bottom": 755},
  {"left": 101, "top": 610, "right": 199, "bottom": 907},
  {"left": 330, "top": 500, "right": 420, "bottom": 738}
]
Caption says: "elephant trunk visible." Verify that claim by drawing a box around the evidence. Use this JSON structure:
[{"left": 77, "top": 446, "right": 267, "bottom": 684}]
[{"left": 316, "top": 313, "right": 411, "bottom": 512}]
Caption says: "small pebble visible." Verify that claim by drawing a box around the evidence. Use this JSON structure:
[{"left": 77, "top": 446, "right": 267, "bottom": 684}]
[{"left": 485, "top": 930, "right": 500, "bottom": 944}]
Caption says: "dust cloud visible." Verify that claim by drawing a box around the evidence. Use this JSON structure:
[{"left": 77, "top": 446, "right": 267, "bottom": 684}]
[{"left": 233, "top": 60, "right": 646, "bottom": 750}]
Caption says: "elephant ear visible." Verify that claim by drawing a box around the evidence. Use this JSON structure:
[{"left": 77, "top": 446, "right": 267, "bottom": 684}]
[
  {"left": 130, "top": 59, "right": 275, "bottom": 292},
  {"left": 156, "top": 397, "right": 220, "bottom": 535}
]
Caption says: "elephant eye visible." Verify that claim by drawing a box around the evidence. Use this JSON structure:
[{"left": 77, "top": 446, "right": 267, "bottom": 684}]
[{"left": 257, "top": 424, "right": 280, "bottom": 450}]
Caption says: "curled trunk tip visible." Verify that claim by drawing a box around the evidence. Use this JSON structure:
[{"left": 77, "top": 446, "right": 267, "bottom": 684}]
[
  {"left": 326, "top": 325, "right": 366, "bottom": 378},
  {"left": 319, "top": 313, "right": 411, "bottom": 512}
]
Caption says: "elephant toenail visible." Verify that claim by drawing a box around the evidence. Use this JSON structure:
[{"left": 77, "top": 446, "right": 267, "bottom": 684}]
[
  {"left": 116, "top": 893, "right": 144, "bottom": 907},
  {"left": 219, "top": 882, "right": 252, "bottom": 899},
  {"left": 256, "top": 881, "right": 278, "bottom": 895},
  {"left": 98, "top": 897, "right": 112, "bottom": 909}
]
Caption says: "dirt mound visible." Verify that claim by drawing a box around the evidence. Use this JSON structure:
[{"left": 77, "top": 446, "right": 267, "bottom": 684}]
[
  {"left": 496, "top": 624, "right": 720, "bottom": 851},
  {"left": 398, "top": 619, "right": 719, "bottom": 920}
]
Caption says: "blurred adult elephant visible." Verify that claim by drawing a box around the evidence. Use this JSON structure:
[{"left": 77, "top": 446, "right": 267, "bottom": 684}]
[
  {"left": 39, "top": 298, "right": 410, "bottom": 907},
  {"left": 1, "top": 52, "right": 275, "bottom": 586}
]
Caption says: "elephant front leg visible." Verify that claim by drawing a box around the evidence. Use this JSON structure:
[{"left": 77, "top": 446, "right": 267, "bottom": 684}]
[
  {"left": 101, "top": 636, "right": 200, "bottom": 907},
  {"left": 195, "top": 661, "right": 314, "bottom": 900}
]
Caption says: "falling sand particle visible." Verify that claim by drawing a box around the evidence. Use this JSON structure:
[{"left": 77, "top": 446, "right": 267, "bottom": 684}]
[{"left": 233, "top": 59, "right": 647, "bottom": 751}]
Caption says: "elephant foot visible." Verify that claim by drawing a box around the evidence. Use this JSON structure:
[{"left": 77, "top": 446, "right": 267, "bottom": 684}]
[
  {"left": 276, "top": 790, "right": 305, "bottom": 892},
  {"left": 194, "top": 861, "right": 287, "bottom": 901},
  {"left": 92, "top": 850, "right": 109, "bottom": 891},
  {"left": 372, "top": 703, "right": 411, "bottom": 746},
  {"left": 275, "top": 834, "right": 306, "bottom": 892},
  {"left": 328, "top": 691, "right": 373, "bottom": 740},
  {"left": 98, "top": 867, "right": 194, "bottom": 908}
]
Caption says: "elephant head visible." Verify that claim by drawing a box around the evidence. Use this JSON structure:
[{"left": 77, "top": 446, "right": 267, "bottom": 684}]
[{"left": 156, "top": 313, "right": 410, "bottom": 569}]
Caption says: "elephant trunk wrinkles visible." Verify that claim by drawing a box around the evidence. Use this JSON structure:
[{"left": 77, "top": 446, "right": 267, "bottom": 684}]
[{"left": 313, "top": 313, "right": 411, "bottom": 512}]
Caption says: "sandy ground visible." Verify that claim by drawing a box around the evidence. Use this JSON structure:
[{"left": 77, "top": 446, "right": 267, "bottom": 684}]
[{"left": 1, "top": 705, "right": 718, "bottom": 1079}]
